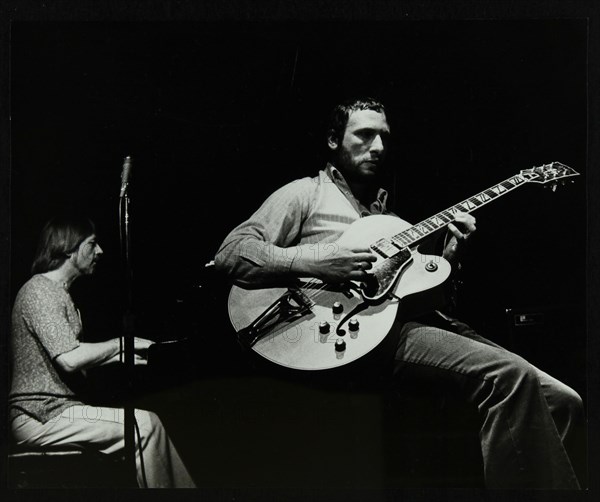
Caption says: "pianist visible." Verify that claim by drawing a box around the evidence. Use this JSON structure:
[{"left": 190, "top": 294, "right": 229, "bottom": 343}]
[{"left": 8, "top": 215, "right": 196, "bottom": 488}]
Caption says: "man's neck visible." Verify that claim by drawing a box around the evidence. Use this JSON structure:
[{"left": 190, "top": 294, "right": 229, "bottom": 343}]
[
  {"left": 43, "top": 264, "right": 79, "bottom": 290},
  {"left": 328, "top": 162, "right": 382, "bottom": 207},
  {"left": 345, "top": 178, "right": 377, "bottom": 206}
]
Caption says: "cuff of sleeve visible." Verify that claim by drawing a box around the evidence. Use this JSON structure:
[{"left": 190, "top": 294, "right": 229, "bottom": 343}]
[
  {"left": 265, "top": 245, "right": 297, "bottom": 275},
  {"left": 240, "top": 242, "right": 297, "bottom": 275},
  {"left": 50, "top": 339, "right": 80, "bottom": 360}
]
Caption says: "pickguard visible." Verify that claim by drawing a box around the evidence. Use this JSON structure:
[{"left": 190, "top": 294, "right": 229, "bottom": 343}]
[{"left": 362, "top": 247, "right": 413, "bottom": 300}]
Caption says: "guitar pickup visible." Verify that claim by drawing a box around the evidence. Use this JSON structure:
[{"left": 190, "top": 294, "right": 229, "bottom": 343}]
[{"left": 371, "top": 238, "right": 401, "bottom": 258}]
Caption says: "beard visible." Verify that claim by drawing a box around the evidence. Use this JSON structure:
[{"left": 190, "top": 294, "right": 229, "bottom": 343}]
[
  {"left": 335, "top": 148, "right": 383, "bottom": 183},
  {"left": 73, "top": 257, "right": 98, "bottom": 275}
]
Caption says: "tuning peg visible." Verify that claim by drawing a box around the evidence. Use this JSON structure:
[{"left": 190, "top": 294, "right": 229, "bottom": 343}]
[{"left": 551, "top": 184, "right": 557, "bottom": 192}]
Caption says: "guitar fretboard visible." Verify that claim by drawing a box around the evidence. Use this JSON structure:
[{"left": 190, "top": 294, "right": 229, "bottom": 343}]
[{"left": 371, "top": 173, "right": 530, "bottom": 258}]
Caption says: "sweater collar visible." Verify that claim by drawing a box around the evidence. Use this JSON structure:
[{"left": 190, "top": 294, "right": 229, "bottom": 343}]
[{"left": 325, "top": 163, "right": 389, "bottom": 216}]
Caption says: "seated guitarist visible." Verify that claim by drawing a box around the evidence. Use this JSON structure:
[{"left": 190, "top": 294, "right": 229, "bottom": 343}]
[{"left": 215, "top": 97, "right": 584, "bottom": 489}]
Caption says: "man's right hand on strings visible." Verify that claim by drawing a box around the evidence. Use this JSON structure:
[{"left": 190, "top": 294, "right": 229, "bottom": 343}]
[{"left": 291, "top": 243, "right": 377, "bottom": 283}]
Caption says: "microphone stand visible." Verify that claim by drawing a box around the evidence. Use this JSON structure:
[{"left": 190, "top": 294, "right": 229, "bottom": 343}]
[{"left": 118, "top": 156, "right": 137, "bottom": 486}]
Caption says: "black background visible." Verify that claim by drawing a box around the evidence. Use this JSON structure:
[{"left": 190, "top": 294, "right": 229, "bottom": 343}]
[
  {"left": 2, "top": 2, "right": 598, "bottom": 499},
  {"left": 11, "top": 20, "right": 587, "bottom": 384}
]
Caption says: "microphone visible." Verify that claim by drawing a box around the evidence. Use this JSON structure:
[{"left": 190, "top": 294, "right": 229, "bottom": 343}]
[{"left": 119, "top": 156, "right": 132, "bottom": 198}]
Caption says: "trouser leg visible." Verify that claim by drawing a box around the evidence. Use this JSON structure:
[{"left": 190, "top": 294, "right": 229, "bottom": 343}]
[
  {"left": 393, "top": 318, "right": 582, "bottom": 489},
  {"left": 448, "top": 317, "right": 587, "bottom": 487},
  {"left": 130, "top": 408, "right": 196, "bottom": 488},
  {"left": 11, "top": 405, "right": 196, "bottom": 488}
]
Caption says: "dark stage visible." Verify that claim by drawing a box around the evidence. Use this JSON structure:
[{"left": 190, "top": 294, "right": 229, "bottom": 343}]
[{"left": 6, "top": 18, "right": 590, "bottom": 494}]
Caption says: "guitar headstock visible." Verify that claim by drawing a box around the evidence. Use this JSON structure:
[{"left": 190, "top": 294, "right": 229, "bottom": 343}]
[{"left": 521, "top": 162, "right": 580, "bottom": 190}]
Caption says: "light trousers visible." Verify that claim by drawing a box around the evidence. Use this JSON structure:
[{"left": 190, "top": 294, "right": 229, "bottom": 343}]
[{"left": 11, "top": 405, "right": 196, "bottom": 488}]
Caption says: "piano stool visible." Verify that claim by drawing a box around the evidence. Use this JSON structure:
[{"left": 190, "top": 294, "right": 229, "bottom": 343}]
[{"left": 7, "top": 446, "right": 136, "bottom": 488}]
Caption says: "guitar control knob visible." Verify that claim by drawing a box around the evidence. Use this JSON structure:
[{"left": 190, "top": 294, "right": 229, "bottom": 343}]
[
  {"left": 332, "top": 302, "right": 343, "bottom": 314},
  {"left": 319, "top": 321, "right": 331, "bottom": 334},
  {"left": 349, "top": 319, "right": 359, "bottom": 332},
  {"left": 335, "top": 338, "right": 346, "bottom": 352},
  {"left": 425, "top": 261, "right": 438, "bottom": 272}
]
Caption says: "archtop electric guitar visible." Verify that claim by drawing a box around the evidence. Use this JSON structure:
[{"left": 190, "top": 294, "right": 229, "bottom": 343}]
[{"left": 228, "top": 162, "right": 579, "bottom": 371}]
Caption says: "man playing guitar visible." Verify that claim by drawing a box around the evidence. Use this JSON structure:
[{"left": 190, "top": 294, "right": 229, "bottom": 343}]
[{"left": 215, "top": 97, "right": 583, "bottom": 489}]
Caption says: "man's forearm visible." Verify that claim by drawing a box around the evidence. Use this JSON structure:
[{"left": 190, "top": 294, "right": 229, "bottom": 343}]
[
  {"left": 215, "top": 239, "right": 343, "bottom": 285},
  {"left": 289, "top": 242, "right": 343, "bottom": 279},
  {"left": 215, "top": 238, "right": 297, "bottom": 285},
  {"left": 55, "top": 338, "right": 121, "bottom": 373}
]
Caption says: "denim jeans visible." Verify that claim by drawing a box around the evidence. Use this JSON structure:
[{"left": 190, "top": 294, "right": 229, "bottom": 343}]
[{"left": 393, "top": 313, "right": 584, "bottom": 489}]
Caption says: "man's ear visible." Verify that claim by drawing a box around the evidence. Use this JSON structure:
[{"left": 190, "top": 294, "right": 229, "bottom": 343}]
[{"left": 327, "top": 130, "right": 338, "bottom": 151}]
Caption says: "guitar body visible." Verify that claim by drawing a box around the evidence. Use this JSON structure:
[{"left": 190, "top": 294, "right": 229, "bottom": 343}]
[{"left": 228, "top": 214, "right": 452, "bottom": 371}]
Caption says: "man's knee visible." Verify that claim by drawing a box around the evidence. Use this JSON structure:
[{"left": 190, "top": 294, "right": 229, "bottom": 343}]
[
  {"left": 553, "top": 384, "right": 584, "bottom": 419},
  {"left": 134, "top": 409, "right": 165, "bottom": 440},
  {"left": 494, "top": 354, "right": 541, "bottom": 395},
  {"left": 498, "top": 357, "right": 583, "bottom": 416}
]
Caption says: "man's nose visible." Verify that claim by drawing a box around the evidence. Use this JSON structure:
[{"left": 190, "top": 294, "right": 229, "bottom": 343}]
[
  {"left": 96, "top": 245, "right": 104, "bottom": 256},
  {"left": 370, "top": 134, "right": 385, "bottom": 152}
]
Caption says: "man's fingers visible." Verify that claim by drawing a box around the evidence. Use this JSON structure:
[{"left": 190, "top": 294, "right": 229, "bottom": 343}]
[
  {"left": 354, "top": 252, "right": 377, "bottom": 262},
  {"left": 134, "top": 355, "right": 148, "bottom": 366},
  {"left": 459, "top": 218, "right": 477, "bottom": 233},
  {"left": 350, "top": 246, "right": 374, "bottom": 253},
  {"left": 134, "top": 337, "right": 155, "bottom": 348},
  {"left": 349, "top": 270, "right": 371, "bottom": 280},
  {"left": 454, "top": 213, "right": 477, "bottom": 233},
  {"left": 353, "top": 261, "right": 373, "bottom": 271},
  {"left": 448, "top": 223, "right": 468, "bottom": 240},
  {"left": 135, "top": 337, "right": 154, "bottom": 344},
  {"left": 347, "top": 247, "right": 377, "bottom": 260},
  {"left": 448, "top": 223, "right": 463, "bottom": 238}
]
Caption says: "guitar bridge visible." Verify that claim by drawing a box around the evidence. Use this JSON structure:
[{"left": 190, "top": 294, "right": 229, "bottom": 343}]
[{"left": 287, "top": 287, "right": 315, "bottom": 312}]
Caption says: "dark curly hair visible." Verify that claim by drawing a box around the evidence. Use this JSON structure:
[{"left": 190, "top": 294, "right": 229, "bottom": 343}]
[{"left": 327, "top": 97, "right": 387, "bottom": 146}]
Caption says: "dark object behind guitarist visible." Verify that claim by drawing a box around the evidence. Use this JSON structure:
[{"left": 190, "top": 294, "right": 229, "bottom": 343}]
[
  {"left": 9, "top": 215, "right": 196, "bottom": 488},
  {"left": 215, "top": 98, "right": 584, "bottom": 489}
]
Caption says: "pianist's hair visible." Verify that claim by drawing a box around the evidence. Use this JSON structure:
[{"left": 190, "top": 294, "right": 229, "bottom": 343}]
[{"left": 31, "top": 215, "right": 96, "bottom": 274}]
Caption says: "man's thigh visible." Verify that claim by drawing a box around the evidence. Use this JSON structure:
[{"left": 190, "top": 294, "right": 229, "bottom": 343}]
[
  {"left": 393, "top": 320, "right": 530, "bottom": 394},
  {"left": 12, "top": 405, "right": 129, "bottom": 452}
]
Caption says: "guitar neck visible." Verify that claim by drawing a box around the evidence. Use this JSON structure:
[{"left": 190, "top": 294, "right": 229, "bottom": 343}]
[{"left": 387, "top": 173, "right": 529, "bottom": 249}]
